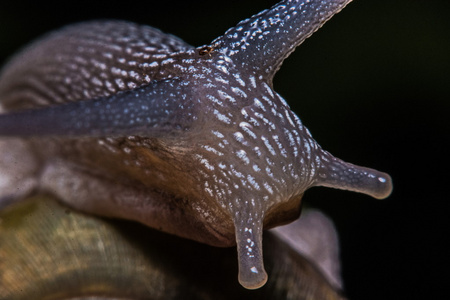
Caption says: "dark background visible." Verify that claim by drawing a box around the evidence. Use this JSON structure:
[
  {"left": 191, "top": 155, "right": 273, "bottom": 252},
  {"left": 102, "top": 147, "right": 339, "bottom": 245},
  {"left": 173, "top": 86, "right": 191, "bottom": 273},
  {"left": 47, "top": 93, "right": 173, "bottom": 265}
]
[{"left": 0, "top": 0, "right": 448, "bottom": 299}]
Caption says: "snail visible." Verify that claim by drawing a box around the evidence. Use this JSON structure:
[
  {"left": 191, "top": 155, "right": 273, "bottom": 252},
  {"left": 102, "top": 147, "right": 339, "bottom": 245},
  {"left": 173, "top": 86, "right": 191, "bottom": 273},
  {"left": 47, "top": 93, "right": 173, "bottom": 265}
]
[
  {"left": 0, "top": 194, "right": 345, "bottom": 299},
  {"left": 0, "top": 0, "right": 392, "bottom": 290}
]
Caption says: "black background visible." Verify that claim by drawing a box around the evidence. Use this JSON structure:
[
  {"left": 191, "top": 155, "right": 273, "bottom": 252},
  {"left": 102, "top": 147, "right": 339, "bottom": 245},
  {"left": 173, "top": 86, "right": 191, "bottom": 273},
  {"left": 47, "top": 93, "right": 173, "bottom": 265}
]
[{"left": 0, "top": 1, "right": 448, "bottom": 299}]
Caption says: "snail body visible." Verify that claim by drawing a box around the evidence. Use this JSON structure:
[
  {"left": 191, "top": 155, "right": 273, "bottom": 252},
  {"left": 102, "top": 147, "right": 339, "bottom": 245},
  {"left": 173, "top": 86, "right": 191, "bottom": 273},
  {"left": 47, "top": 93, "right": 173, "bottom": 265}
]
[{"left": 0, "top": 0, "right": 392, "bottom": 289}]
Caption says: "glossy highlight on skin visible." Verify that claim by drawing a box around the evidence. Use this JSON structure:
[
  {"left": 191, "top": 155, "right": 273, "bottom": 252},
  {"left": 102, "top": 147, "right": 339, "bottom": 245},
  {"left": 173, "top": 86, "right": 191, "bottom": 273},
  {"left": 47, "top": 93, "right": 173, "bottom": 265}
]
[{"left": 0, "top": 0, "right": 392, "bottom": 289}]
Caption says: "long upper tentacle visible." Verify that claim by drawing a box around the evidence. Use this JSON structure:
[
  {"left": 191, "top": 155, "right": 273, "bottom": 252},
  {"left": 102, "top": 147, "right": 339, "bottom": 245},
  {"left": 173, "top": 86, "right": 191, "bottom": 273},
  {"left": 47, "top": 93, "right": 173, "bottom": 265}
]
[
  {"left": 212, "top": 0, "right": 352, "bottom": 81},
  {"left": 0, "top": 78, "right": 197, "bottom": 138}
]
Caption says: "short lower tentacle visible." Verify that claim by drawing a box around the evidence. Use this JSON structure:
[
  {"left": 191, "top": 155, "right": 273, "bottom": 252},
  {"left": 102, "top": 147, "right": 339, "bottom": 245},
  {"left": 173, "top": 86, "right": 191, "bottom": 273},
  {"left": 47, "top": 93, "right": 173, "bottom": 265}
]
[
  {"left": 314, "top": 150, "right": 393, "bottom": 199},
  {"left": 233, "top": 211, "right": 267, "bottom": 289}
]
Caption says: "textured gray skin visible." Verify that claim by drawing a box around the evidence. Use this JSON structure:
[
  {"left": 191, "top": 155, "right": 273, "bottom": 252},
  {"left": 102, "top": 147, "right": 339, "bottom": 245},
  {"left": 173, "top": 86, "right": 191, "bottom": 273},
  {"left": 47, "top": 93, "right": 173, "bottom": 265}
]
[{"left": 0, "top": 0, "right": 392, "bottom": 289}]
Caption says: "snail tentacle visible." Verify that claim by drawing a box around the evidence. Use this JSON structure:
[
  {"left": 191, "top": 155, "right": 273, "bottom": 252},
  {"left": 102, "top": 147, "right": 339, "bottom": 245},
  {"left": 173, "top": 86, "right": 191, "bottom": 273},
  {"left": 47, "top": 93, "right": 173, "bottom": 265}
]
[
  {"left": 212, "top": 0, "right": 353, "bottom": 80},
  {"left": 314, "top": 150, "right": 393, "bottom": 199},
  {"left": 0, "top": 78, "right": 198, "bottom": 138}
]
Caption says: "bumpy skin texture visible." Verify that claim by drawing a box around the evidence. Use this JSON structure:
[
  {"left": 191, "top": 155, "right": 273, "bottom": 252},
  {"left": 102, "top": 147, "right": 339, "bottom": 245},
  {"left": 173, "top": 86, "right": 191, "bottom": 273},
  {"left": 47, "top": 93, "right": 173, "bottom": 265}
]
[{"left": 0, "top": 0, "right": 392, "bottom": 289}]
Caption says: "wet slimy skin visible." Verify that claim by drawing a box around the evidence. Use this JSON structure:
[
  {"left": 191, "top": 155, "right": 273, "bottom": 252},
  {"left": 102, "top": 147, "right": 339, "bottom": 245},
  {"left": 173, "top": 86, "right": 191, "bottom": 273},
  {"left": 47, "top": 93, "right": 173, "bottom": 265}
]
[{"left": 0, "top": 0, "right": 392, "bottom": 289}]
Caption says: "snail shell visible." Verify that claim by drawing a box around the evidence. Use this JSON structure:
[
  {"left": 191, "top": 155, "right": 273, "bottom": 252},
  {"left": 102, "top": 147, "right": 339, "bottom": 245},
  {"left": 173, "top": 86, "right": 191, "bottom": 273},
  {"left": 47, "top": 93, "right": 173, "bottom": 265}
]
[{"left": 0, "top": 194, "right": 345, "bottom": 300}]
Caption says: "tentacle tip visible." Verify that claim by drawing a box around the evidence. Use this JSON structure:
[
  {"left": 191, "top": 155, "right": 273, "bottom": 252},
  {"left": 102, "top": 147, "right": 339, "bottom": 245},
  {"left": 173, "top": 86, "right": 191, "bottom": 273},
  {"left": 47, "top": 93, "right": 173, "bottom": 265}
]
[
  {"left": 238, "top": 265, "right": 268, "bottom": 290},
  {"left": 236, "top": 234, "right": 268, "bottom": 289},
  {"left": 371, "top": 172, "right": 393, "bottom": 200}
]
